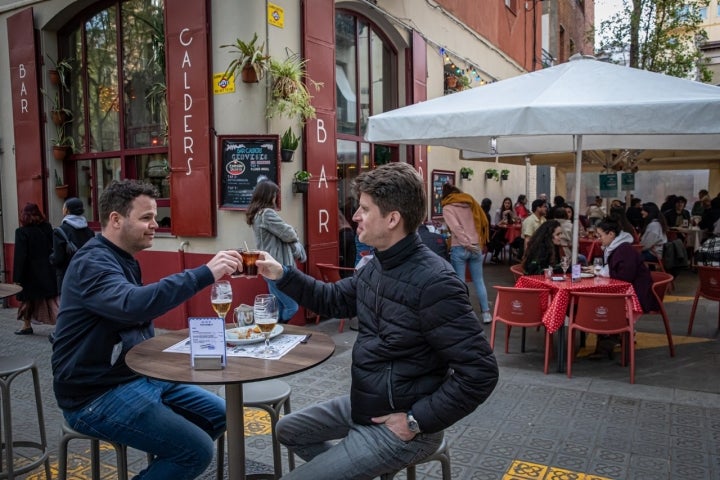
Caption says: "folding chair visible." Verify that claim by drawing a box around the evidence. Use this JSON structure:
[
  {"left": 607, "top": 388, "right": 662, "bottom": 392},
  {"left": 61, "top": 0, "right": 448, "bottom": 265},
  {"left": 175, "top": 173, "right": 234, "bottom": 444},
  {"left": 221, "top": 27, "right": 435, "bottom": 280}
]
[{"left": 687, "top": 265, "right": 720, "bottom": 336}]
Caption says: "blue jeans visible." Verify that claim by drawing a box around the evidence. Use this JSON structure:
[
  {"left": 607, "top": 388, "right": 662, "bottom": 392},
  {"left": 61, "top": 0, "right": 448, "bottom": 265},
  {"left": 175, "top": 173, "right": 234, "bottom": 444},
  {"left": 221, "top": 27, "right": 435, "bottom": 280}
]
[
  {"left": 450, "top": 246, "right": 490, "bottom": 312},
  {"left": 63, "top": 378, "right": 225, "bottom": 480},
  {"left": 276, "top": 395, "right": 442, "bottom": 479},
  {"left": 265, "top": 277, "right": 298, "bottom": 323}
]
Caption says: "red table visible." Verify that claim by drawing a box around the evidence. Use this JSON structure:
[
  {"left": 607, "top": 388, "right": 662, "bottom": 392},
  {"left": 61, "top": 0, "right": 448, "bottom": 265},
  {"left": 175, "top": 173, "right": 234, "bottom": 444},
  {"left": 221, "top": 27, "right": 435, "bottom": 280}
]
[
  {"left": 515, "top": 275, "right": 642, "bottom": 334},
  {"left": 504, "top": 225, "right": 522, "bottom": 244}
]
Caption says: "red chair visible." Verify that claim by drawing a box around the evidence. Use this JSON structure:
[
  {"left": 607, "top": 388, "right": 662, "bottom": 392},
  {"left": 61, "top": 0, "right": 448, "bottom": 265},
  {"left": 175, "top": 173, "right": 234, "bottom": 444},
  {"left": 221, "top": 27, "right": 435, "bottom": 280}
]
[
  {"left": 567, "top": 292, "right": 636, "bottom": 384},
  {"left": 315, "top": 263, "right": 356, "bottom": 333},
  {"left": 687, "top": 265, "right": 720, "bottom": 336},
  {"left": 647, "top": 271, "right": 675, "bottom": 357},
  {"left": 510, "top": 263, "right": 525, "bottom": 281},
  {"left": 490, "top": 286, "right": 552, "bottom": 374}
]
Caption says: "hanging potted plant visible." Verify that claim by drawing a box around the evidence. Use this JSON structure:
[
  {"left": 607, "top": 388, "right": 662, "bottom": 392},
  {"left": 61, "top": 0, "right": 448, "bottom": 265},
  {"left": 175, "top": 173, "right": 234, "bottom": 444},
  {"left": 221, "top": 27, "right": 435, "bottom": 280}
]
[
  {"left": 292, "top": 170, "right": 312, "bottom": 194},
  {"left": 456, "top": 75, "right": 471, "bottom": 91},
  {"left": 485, "top": 168, "right": 499, "bottom": 181},
  {"left": 220, "top": 33, "right": 270, "bottom": 84},
  {"left": 41, "top": 89, "right": 73, "bottom": 126},
  {"left": 460, "top": 167, "right": 474, "bottom": 180},
  {"left": 51, "top": 124, "right": 76, "bottom": 161},
  {"left": 267, "top": 54, "right": 323, "bottom": 125},
  {"left": 54, "top": 170, "right": 69, "bottom": 199},
  {"left": 280, "top": 127, "right": 300, "bottom": 162},
  {"left": 500, "top": 169, "right": 510, "bottom": 181},
  {"left": 46, "top": 55, "right": 74, "bottom": 92},
  {"left": 445, "top": 75, "right": 458, "bottom": 90}
]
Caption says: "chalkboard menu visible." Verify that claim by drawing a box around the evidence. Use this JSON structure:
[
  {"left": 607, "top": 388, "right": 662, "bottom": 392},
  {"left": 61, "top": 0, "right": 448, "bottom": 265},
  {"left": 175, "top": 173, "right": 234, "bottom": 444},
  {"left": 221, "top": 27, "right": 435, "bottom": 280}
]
[
  {"left": 218, "top": 135, "right": 279, "bottom": 210},
  {"left": 431, "top": 170, "right": 455, "bottom": 218}
]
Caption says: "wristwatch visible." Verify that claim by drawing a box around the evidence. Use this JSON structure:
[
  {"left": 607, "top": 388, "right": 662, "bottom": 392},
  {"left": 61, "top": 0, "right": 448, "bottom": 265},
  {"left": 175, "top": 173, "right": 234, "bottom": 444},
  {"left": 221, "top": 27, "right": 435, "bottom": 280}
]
[{"left": 407, "top": 410, "right": 421, "bottom": 434}]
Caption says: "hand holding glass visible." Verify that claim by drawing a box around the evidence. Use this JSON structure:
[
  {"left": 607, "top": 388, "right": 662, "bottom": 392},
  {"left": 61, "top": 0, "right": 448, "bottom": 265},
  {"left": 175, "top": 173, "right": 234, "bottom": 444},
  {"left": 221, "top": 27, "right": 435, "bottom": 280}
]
[
  {"left": 254, "top": 294, "right": 279, "bottom": 357},
  {"left": 211, "top": 281, "right": 233, "bottom": 326}
]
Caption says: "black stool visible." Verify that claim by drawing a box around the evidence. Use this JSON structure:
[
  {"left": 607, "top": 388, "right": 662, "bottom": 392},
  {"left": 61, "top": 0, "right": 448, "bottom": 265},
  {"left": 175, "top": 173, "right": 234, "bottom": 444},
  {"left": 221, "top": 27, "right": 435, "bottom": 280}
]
[
  {"left": 381, "top": 435, "right": 451, "bottom": 480},
  {"left": 0, "top": 356, "right": 51, "bottom": 479}
]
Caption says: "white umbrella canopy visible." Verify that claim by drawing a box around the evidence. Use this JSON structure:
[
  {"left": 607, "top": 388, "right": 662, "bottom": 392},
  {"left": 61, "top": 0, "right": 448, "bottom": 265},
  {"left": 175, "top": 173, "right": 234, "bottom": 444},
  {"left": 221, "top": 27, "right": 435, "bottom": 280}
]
[{"left": 365, "top": 54, "right": 720, "bottom": 262}]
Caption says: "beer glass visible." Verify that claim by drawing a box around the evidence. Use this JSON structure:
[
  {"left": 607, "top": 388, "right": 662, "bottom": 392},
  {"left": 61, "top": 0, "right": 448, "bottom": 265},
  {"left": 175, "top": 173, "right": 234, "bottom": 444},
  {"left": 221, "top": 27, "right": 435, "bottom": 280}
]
[
  {"left": 211, "top": 281, "right": 233, "bottom": 326},
  {"left": 254, "top": 294, "right": 278, "bottom": 357}
]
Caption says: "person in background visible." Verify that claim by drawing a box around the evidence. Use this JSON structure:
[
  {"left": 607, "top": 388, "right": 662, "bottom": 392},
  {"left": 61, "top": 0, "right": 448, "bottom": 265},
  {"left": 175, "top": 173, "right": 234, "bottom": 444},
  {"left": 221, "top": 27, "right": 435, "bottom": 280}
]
[
  {"left": 338, "top": 208, "right": 356, "bottom": 270},
  {"left": 552, "top": 207, "right": 574, "bottom": 259},
  {"left": 563, "top": 203, "right": 587, "bottom": 238},
  {"left": 521, "top": 220, "right": 564, "bottom": 275},
  {"left": 417, "top": 223, "right": 449, "bottom": 261},
  {"left": 659, "top": 194, "right": 678, "bottom": 215},
  {"left": 255, "top": 163, "right": 498, "bottom": 479},
  {"left": 585, "top": 195, "right": 605, "bottom": 227},
  {"left": 663, "top": 196, "right": 690, "bottom": 228},
  {"left": 490, "top": 197, "right": 518, "bottom": 263},
  {"left": 547, "top": 195, "right": 566, "bottom": 219},
  {"left": 639, "top": 202, "right": 668, "bottom": 263},
  {"left": 52, "top": 180, "right": 240, "bottom": 479},
  {"left": 494, "top": 197, "right": 519, "bottom": 226},
  {"left": 521, "top": 198, "right": 548, "bottom": 248},
  {"left": 626, "top": 197, "right": 644, "bottom": 231},
  {"left": 50, "top": 197, "right": 95, "bottom": 292},
  {"left": 441, "top": 183, "right": 493, "bottom": 324},
  {"left": 480, "top": 198, "right": 493, "bottom": 225},
  {"left": 608, "top": 206, "right": 640, "bottom": 243},
  {"left": 691, "top": 189, "right": 709, "bottom": 217},
  {"left": 694, "top": 226, "right": 720, "bottom": 266},
  {"left": 514, "top": 194, "right": 529, "bottom": 220},
  {"left": 246, "top": 180, "right": 304, "bottom": 323},
  {"left": 12, "top": 203, "right": 58, "bottom": 335},
  {"left": 699, "top": 196, "right": 720, "bottom": 232}
]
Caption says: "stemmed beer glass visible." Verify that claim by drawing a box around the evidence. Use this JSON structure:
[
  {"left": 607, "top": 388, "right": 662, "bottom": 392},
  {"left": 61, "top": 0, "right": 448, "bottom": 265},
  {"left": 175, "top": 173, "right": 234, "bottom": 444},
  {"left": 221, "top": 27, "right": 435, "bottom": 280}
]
[
  {"left": 560, "top": 256, "right": 571, "bottom": 280},
  {"left": 254, "top": 294, "right": 279, "bottom": 357},
  {"left": 211, "top": 281, "right": 233, "bottom": 326}
]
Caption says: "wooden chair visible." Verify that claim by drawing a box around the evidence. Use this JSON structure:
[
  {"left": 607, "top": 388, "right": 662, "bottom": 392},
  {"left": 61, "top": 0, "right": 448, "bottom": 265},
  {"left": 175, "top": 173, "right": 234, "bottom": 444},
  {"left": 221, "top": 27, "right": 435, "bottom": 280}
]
[
  {"left": 647, "top": 271, "right": 675, "bottom": 357},
  {"left": 567, "top": 292, "right": 636, "bottom": 384},
  {"left": 315, "top": 263, "right": 356, "bottom": 332},
  {"left": 490, "top": 286, "right": 552, "bottom": 374},
  {"left": 510, "top": 263, "right": 525, "bottom": 281},
  {"left": 687, "top": 265, "right": 720, "bottom": 336}
]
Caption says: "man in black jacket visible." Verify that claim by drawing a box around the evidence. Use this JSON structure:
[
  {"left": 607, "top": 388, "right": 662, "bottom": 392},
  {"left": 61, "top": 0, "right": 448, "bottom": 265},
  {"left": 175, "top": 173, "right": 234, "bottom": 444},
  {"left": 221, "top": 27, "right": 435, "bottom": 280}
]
[{"left": 257, "top": 163, "right": 499, "bottom": 479}]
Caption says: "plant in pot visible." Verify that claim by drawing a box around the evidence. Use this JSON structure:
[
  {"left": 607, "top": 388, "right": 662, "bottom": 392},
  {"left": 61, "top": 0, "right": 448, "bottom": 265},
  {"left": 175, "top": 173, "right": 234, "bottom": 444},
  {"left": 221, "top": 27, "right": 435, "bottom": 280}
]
[
  {"left": 220, "top": 33, "right": 270, "bottom": 84},
  {"left": 460, "top": 167, "right": 474, "bottom": 180},
  {"left": 485, "top": 168, "right": 499, "bottom": 181},
  {"left": 280, "top": 127, "right": 300, "bottom": 162},
  {"left": 267, "top": 54, "right": 323, "bottom": 125},
  {"left": 500, "top": 169, "right": 510, "bottom": 180},
  {"left": 41, "top": 89, "right": 73, "bottom": 126},
  {"left": 456, "top": 74, "right": 471, "bottom": 91},
  {"left": 46, "top": 55, "right": 74, "bottom": 92},
  {"left": 54, "top": 170, "right": 69, "bottom": 199},
  {"left": 292, "top": 170, "right": 312, "bottom": 194},
  {"left": 51, "top": 125, "right": 76, "bottom": 161}
]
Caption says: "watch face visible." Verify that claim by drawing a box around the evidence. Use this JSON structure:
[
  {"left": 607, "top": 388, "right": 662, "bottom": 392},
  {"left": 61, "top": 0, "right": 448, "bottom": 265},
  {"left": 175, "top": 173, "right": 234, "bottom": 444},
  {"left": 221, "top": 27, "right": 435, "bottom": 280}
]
[{"left": 408, "top": 416, "right": 420, "bottom": 433}]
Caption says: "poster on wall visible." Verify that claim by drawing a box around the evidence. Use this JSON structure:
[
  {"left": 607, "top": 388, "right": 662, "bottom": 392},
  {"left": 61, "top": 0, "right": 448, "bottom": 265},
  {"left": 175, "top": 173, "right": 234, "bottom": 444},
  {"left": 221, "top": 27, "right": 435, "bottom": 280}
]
[
  {"left": 599, "top": 173, "right": 618, "bottom": 198},
  {"left": 431, "top": 170, "right": 455, "bottom": 218},
  {"left": 218, "top": 135, "right": 279, "bottom": 210}
]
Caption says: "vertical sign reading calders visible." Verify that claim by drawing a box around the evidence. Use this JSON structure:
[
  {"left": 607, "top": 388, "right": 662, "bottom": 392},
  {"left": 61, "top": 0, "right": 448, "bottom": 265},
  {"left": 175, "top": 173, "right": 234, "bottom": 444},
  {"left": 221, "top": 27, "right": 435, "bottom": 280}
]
[{"left": 217, "top": 135, "right": 279, "bottom": 210}]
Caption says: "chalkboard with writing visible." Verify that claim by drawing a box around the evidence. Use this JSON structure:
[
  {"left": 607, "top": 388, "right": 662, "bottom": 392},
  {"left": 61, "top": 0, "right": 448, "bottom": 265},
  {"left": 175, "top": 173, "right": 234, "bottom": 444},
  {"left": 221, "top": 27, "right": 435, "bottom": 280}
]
[{"left": 218, "top": 135, "right": 279, "bottom": 210}]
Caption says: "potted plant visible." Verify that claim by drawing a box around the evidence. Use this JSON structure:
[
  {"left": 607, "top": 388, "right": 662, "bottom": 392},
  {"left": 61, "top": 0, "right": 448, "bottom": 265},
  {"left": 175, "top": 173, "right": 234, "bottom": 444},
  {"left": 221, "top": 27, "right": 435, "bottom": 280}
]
[
  {"left": 47, "top": 55, "right": 74, "bottom": 92},
  {"left": 267, "top": 54, "right": 323, "bottom": 124},
  {"left": 292, "top": 170, "right": 312, "bottom": 194},
  {"left": 41, "top": 89, "right": 73, "bottom": 126},
  {"left": 54, "top": 170, "right": 68, "bottom": 199},
  {"left": 484, "top": 168, "right": 499, "bottom": 181},
  {"left": 51, "top": 124, "right": 76, "bottom": 161},
  {"left": 456, "top": 75, "right": 471, "bottom": 91},
  {"left": 460, "top": 167, "right": 474, "bottom": 180},
  {"left": 500, "top": 169, "right": 510, "bottom": 180},
  {"left": 220, "top": 33, "right": 270, "bottom": 84},
  {"left": 280, "top": 127, "right": 300, "bottom": 162}
]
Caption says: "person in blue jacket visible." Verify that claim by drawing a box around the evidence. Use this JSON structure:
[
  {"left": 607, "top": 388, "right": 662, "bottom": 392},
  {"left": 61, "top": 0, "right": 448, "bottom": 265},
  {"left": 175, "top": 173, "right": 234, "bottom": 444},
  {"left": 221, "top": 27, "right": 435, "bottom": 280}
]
[{"left": 51, "top": 179, "right": 243, "bottom": 480}]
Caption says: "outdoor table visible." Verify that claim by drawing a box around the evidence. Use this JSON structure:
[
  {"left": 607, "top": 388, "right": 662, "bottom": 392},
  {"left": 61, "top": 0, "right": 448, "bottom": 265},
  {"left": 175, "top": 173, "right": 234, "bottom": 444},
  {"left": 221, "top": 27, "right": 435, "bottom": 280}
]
[
  {"left": 504, "top": 224, "right": 521, "bottom": 244},
  {"left": 126, "top": 325, "right": 335, "bottom": 480},
  {"left": 0, "top": 283, "right": 22, "bottom": 299}
]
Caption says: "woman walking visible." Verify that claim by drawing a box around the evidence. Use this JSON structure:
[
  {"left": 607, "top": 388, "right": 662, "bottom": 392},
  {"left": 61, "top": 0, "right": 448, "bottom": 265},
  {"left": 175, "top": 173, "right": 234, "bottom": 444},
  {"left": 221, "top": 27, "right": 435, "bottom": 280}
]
[
  {"left": 441, "top": 184, "right": 492, "bottom": 323},
  {"left": 246, "top": 181, "right": 305, "bottom": 323}
]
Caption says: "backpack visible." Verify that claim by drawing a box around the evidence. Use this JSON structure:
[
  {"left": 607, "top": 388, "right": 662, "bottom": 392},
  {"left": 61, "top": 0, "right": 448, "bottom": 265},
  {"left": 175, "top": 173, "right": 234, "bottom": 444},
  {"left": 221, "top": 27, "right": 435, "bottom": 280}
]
[{"left": 55, "top": 226, "right": 79, "bottom": 257}]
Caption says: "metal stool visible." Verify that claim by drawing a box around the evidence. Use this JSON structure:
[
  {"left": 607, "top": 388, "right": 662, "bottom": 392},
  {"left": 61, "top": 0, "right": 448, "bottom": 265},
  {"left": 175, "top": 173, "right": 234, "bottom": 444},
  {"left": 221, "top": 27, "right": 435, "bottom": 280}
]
[
  {"left": 381, "top": 435, "right": 451, "bottom": 480},
  {"left": 0, "top": 356, "right": 50, "bottom": 480},
  {"left": 58, "top": 419, "right": 153, "bottom": 480},
  {"left": 217, "top": 380, "right": 294, "bottom": 479}
]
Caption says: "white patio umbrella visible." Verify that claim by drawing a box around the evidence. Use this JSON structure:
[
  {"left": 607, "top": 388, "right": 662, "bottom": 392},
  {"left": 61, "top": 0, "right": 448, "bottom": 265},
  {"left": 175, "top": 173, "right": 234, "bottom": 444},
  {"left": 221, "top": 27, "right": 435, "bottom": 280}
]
[{"left": 365, "top": 54, "right": 720, "bottom": 262}]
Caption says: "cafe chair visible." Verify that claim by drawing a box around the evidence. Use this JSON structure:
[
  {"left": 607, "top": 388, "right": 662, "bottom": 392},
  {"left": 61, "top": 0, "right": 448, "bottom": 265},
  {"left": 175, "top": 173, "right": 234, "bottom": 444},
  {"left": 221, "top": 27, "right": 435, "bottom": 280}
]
[
  {"left": 315, "top": 263, "right": 356, "bottom": 332},
  {"left": 567, "top": 292, "right": 636, "bottom": 384},
  {"left": 647, "top": 271, "right": 676, "bottom": 357},
  {"left": 490, "top": 286, "right": 552, "bottom": 374},
  {"left": 216, "top": 380, "right": 294, "bottom": 480},
  {"left": 380, "top": 434, "right": 451, "bottom": 480},
  {"left": 687, "top": 265, "right": 720, "bottom": 336},
  {"left": 509, "top": 263, "right": 525, "bottom": 281}
]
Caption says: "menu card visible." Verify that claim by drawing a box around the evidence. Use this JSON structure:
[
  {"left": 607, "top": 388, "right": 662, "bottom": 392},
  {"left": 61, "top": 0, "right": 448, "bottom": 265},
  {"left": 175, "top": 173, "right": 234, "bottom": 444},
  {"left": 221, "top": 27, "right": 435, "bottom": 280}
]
[{"left": 188, "top": 317, "right": 226, "bottom": 369}]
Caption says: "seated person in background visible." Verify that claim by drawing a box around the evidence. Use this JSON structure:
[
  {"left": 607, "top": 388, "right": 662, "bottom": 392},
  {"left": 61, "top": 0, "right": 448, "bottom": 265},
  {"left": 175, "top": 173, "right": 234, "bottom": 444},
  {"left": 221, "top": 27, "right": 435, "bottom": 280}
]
[
  {"left": 418, "top": 223, "right": 449, "bottom": 261},
  {"left": 514, "top": 194, "right": 529, "bottom": 220},
  {"left": 639, "top": 202, "right": 668, "bottom": 263},
  {"left": 481, "top": 198, "right": 493, "bottom": 225},
  {"left": 609, "top": 206, "right": 641, "bottom": 243},
  {"left": 521, "top": 220, "right": 564, "bottom": 275},
  {"left": 494, "top": 197, "right": 519, "bottom": 226},
  {"left": 699, "top": 196, "right": 720, "bottom": 232},
  {"left": 695, "top": 228, "right": 720, "bottom": 266},
  {"left": 663, "top": 196, "right": 691, "bottom": 228},
  {"left": 626, "top": 197, "right": 644, "bottom": 232},
  {"left": 563, "top": 204, "right": 587, "bottom": 238},
  {"left": 596, "top": 217, "right": 658, "bottom": 313},
  {"left": 585, "top": 196, "right": 605, "bottom": 227},
  {"left": 691, "top": 189, "right": 709, "bottom": 217},
  {"left": 660, "top": 194, "right": 678, "bottom": 215},
  {"left": 547, "top": 195, "right": 566, "bottom": 219},
  {"left": 338, "top": 209, "right": 356, "bottom": 270}
]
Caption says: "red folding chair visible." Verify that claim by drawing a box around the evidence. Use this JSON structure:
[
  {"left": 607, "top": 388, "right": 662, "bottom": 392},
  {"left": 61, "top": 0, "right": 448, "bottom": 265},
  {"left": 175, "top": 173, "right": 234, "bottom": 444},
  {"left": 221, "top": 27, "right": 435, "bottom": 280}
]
[
  {"left": 490, "top": 286, "right": 552, "bottom": 374},
  {"left": 647, "top": 271, "right": 675, "bottom": 357},
  {"left": 510, "top": 264, "right": 525, "bottom": 281},
  {"left": 315, "top": 263, "right": 356, "bottom": 332},
  {"left": 567, "top": 292, "right": 636, "bottom": 384},
  {"left": 687, "top": 265, "right": 720, "bottom": 336}
]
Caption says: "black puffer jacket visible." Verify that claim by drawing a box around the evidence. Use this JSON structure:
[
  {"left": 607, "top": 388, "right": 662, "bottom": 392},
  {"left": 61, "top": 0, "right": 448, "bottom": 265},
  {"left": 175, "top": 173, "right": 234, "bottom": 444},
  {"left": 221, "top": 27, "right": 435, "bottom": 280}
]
[{"left": 277, "top": 233, "right": 498, "bottom": 433}]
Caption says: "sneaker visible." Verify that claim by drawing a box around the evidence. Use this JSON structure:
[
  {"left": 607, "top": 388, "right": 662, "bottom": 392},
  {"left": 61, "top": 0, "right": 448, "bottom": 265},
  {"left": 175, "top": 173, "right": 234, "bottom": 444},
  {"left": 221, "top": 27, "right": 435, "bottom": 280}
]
[{"left": 482, "top": 312, "right": 492, "bottom": 324}]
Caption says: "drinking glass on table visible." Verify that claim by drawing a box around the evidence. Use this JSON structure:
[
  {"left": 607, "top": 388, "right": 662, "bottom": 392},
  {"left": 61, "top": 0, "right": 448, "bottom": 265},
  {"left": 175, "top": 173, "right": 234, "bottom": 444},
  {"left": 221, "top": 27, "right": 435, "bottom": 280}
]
[
  {"left": 254, "top": 294, "right": 279, "bottom": 357},
  {"left": 560, "top": 256, "right": 571, "bottom": 279},
  {"left": 211, "top": 281, "right": 233, "bottom": 326},
  {"left": 593, "top": 258, "right": 603, "bottom": 276}
]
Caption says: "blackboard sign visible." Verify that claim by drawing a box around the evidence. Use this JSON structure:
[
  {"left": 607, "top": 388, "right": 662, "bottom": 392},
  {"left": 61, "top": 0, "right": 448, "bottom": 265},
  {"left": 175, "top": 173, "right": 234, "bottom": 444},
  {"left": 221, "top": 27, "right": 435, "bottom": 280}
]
[
  {"left": 431, "top": 170, "right": 455, "bottom": 218},
  {"left": 218, "top": 135, "right": 279, "bottom": 210}
]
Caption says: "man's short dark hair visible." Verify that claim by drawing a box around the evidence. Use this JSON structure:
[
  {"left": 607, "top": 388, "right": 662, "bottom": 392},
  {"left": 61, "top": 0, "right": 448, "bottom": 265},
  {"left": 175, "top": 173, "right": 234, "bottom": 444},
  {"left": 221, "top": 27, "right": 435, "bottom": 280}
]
[
  {"left": 353, "top": 163, "right": 426, "bottom": 235},
  {"left": 531, "top": 199, "right": 546, "bottom": 213},
  {"left": 99, "top": 179, "right": 158, "bottom": 228}
]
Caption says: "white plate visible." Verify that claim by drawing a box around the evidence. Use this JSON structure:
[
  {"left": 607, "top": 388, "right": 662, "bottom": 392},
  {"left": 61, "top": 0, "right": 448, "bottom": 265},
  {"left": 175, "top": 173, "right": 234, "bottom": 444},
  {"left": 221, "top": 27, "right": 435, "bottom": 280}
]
[
  {"left": 225, "top": 325, "right": 283, "bottom": 345},
  {"left": 580, "top": 272, "right": 595, "bottom": 278}
]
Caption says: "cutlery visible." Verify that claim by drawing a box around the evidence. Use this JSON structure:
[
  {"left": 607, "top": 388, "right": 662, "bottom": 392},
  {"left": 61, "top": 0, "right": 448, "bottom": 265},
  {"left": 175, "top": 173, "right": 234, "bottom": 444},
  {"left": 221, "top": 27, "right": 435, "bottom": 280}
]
[{"left": 300, "top": 333, "right": 312, "bottom": 344}]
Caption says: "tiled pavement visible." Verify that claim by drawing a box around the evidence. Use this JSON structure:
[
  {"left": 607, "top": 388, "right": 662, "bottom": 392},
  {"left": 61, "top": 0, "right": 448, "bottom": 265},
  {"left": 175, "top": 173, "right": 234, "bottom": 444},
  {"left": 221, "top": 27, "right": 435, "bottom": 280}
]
[{"left": 2, "top": 261, "right": 719, "bottom": 479}]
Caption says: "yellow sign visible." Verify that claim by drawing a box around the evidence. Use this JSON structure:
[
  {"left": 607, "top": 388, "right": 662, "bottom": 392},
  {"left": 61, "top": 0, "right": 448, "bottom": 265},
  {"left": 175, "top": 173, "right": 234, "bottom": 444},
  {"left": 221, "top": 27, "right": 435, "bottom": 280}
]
[
  {"left": 213, "top": 72, "right": 235, "bottom": 95},
  {"left": 268, "top": 3, "right": 284, "bottom": 28}
]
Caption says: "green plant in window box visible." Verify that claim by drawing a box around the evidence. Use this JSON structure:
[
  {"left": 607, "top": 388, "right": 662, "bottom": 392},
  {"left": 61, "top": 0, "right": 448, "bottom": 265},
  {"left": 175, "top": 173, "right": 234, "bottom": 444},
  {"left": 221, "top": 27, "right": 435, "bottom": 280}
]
[
  {"left": 485, "top": 168, "right": 499, "bottom": 181},
  {"left": 220, "top": 33, "right": 270, "bottom": 83},
  {"left": 460, "top": 167, "right": 474, "bottom": 179},
  {"left": 500, "top": 169, "right": 510, "bottom": 180},
  {"left": 280, "top": 128, "right": 300, "bottom": 162},
  {"left": 267, "top": 54, "right": 323, "bottom": 125}
]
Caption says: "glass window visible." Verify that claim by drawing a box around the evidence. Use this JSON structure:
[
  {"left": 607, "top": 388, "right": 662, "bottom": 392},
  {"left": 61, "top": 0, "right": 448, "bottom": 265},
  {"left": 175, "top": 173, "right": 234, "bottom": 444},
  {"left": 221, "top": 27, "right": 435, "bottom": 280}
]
[{"left": 58, "top": 0, "right": 169, "bottom": 227}]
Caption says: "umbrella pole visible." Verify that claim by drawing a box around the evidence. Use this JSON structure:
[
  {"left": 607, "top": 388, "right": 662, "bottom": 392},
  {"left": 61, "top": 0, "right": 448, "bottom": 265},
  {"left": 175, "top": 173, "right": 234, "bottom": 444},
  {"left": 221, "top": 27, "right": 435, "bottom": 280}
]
[{"left": 572, "top": 135, "right": 583, "bottom": 265}]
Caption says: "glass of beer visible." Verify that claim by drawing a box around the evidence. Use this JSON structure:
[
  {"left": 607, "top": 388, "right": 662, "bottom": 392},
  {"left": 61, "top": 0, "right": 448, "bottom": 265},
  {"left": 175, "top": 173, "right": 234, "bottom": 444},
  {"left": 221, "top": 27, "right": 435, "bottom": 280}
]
[
  {"left": 210, "top": 281, "right": 233, "bottom": 326},
  {"left": 254, "top": 294, "right": 278, "bottom": 357}
]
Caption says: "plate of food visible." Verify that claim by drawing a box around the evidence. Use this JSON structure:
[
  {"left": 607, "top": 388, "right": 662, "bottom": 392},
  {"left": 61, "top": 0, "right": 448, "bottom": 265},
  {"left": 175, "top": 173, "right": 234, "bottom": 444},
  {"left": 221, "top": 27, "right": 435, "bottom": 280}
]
[{"left": 225, "top": 325, "right": 283, "bottom": 345}]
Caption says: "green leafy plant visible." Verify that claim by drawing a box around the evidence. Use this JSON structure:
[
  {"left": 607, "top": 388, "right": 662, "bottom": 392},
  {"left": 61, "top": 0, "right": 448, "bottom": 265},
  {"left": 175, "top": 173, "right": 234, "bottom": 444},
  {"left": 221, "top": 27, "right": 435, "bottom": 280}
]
[
  {"left": 485, "top": 168, "right": 499, "bottom": 181},
  {"left": 460, "top": 167, "right": 474, "bottom": 176},
  {"left": 281, "top": 127, "right": 300, "bottom": 151},
  {"left": 46, "top": 55, "right": 74, "bottom": 92},
  {"left": 51, "top": 123, "right": 76, "bottom": 151},
  {"left": 267, "top": 54, "right": 323, "bottom": 124},
  {"left": 500, "top": 169, "right": 510, "bottom": 179},
  {"left": 457, "top": 74, "right": 471, "bottom": 90},
  {"left": 293, "top": 170, "right": 312, "bottom": 182},
  {"left": 220, "top": 33, "right": 270, "bottom": 83},
  {"left": 40, "top": 89, "right": 73, "bottom": 125},
  {"left": 54, "top": 169, "right": 66, "bottom": 187}
]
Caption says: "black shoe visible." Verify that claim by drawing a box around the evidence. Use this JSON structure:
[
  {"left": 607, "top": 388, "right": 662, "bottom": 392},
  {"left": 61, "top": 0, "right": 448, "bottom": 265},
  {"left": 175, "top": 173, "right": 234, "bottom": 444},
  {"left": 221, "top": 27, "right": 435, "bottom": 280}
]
[{"left": 14, "top": 327, "right": 33, "bottom": 335}]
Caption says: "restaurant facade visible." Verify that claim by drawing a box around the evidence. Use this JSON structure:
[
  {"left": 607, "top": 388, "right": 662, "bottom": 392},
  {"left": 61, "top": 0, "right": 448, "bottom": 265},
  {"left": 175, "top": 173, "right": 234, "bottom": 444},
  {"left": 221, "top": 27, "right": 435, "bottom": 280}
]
[{"left": 1, "top": 0, "right": 544, "bottom": 328}]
